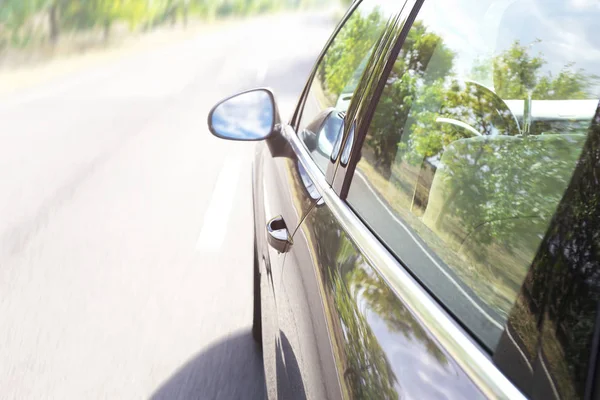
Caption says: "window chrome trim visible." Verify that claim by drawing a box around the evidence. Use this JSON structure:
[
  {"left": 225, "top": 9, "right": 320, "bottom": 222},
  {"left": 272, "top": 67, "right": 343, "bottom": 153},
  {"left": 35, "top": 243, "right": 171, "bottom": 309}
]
[
  {"left": 286, "top": 123, "right": 526, "bottom": 400},
  {"left": 285, "top": 125, "right": 330, "bottom": 190}
]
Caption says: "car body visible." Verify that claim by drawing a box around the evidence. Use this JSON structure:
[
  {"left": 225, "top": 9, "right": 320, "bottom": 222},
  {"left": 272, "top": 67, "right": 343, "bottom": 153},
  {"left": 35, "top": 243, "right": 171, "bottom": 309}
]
[{"left": 208, "top": 1, "right": 600, "bottom": 399}]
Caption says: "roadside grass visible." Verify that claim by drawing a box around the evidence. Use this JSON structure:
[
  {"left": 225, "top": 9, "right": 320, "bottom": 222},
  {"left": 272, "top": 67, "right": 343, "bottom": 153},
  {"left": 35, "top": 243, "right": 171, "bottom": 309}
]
[
  {"left": 541, "top": 319, "right": 578, "bottom": 400},
  {"left": 0, "top": 5, "right": 342, "bottom": 97},
  {"left": 507, "top": 295, "right": 539, "bottom": 359}
]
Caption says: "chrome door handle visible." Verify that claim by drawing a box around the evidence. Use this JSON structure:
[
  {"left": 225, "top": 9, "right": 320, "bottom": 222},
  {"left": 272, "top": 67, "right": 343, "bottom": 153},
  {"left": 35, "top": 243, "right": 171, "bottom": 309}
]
[{"left": 266, "top": 215, "right": 293, "bottom": 253}]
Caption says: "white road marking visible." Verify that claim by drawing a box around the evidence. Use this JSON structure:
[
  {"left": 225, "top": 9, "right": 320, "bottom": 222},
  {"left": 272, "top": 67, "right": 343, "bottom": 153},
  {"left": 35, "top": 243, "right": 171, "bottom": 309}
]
[
  {"left": 505, "top": 324, "right": 533, "bottom": 373},
  {"left": 537, "top": 342, "right": 561, "bottom": 400},
  {"left": 355, "top": 171, "right": 504, "bottom": 330},
  {"left": 196, "top": 155, "right": 243, "bottom": 252}
]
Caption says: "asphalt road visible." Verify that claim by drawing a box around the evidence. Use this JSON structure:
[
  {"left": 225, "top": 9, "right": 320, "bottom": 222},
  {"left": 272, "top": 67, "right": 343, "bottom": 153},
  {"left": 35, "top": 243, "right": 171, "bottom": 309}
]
[{"left": 0, "top": 12, "right": 333, "bottom": 400}]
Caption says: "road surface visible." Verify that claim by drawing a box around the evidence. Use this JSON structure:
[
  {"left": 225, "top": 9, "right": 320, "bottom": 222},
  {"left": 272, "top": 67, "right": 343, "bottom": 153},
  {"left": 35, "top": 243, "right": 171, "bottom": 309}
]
[{"left": 0, "top": 12, "right": 333, "bottom": 400}]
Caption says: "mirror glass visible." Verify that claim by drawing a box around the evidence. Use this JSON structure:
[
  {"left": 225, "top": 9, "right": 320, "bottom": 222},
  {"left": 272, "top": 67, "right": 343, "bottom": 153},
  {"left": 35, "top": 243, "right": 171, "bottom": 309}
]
[
  {"left": 317, "top": 111, "right": 344, "bottom": 157},
  {"left": 209, "top": 89, "right": 275, "bottom": 141}
]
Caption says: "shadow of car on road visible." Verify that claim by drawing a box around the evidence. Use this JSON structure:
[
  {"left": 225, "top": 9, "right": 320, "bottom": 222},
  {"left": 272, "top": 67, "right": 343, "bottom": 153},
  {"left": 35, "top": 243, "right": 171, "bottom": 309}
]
[{"left": 151, "top": 330, "right": 265, "bottom": 400}]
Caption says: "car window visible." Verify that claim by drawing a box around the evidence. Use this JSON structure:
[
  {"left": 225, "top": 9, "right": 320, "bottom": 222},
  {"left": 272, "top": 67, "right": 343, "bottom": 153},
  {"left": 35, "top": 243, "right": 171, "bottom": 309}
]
[
  {"left": 297, "top": 0, "right": 398, "bottom": 173},
  {"left": 346, "top": 0, "right": 600, "bottom": 396}
]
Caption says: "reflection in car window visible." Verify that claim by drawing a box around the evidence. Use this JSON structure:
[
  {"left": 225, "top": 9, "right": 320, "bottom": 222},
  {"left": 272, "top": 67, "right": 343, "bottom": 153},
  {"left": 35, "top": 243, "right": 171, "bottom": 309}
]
[
  {"left": 298, "top": 0, "right": 395, "bottom": 172},
  {"left": 531, "top": 117, "right": 600, "bottom": 400},
  {"left": 346, "top": 0, "right": 600, "bottom": 397}
]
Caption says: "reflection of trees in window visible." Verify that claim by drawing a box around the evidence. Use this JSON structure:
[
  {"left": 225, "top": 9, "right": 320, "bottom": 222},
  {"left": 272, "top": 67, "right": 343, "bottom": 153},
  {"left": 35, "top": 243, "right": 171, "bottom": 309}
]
[
  {"left": 507, "top": 105, "right": 600, "bottom": 399},
  {"left": 366, "top": 34, "right": 598, "bottom": 178},
  {"left": 423, "top": 133, "right": 586, "bottom": 317},
  {"left": 412, "top": 42, "right": 595, "bottom": 319},
  {"left": 319, "top": 8, "right": 385, "bottom": 103},
  {"left": 403, "top": 80, "right": 519, "bottom": 167},
  {"left": 365, "top": 20, "right": 455, "bottom": 176},
  {"left": 358, "top": 17, "right": 598, "bottom": 321},
  {"left": 478, "top": 40, "right": 599, "bottom": 101}
]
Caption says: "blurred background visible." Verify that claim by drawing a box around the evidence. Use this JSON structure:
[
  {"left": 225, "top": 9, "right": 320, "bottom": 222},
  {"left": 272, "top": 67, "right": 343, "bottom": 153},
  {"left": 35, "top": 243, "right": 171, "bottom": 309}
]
[{"left": 0, "top": 1, "right": 347, "bottom": 398}]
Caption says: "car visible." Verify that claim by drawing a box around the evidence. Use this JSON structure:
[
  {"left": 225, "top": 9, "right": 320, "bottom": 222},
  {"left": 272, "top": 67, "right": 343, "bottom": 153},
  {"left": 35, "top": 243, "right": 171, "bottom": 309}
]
[{"left": 207, "top": 0, "right": 600, "bottom": 399}]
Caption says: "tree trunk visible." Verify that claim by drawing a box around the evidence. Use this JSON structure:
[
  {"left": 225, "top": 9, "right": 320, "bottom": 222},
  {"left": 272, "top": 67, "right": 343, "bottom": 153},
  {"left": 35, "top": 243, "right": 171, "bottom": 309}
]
[
  {"left": 171, "top": 9, "right": 177, "bottom": 26},
  {"left": 103, "top": 19, "right": 111, "bottom": 42},
  {"left": 49, "top": 4, "right": 59, "bottom": 44},
  {"left": 183, "top": 5, "right": 188, "bottom": 28}
]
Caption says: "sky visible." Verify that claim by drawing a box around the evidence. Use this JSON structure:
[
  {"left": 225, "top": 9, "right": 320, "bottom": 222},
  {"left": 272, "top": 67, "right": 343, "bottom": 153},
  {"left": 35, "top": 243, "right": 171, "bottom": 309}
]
[
  {"left": 419, "top": 0, "right": 600, "bottom": 93},
  {"left": 356, "top": 0, "right": 600, "bottom": 96}
]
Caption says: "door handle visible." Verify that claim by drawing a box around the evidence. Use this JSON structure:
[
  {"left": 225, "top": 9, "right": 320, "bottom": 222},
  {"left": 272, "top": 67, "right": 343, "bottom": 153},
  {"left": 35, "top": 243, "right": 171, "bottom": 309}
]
[{"left": 266, "top": 215, "right": 293, "bottom": 253}]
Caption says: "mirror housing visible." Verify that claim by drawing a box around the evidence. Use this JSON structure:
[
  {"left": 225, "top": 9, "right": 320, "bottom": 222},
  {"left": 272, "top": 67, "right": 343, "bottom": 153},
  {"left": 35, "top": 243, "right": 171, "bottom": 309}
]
[
  {"left": 300, "top": 108, "right": 344, "bottom": 157},
  {"left": 208, "top": 88, "right": 280, "bottom": 141}
]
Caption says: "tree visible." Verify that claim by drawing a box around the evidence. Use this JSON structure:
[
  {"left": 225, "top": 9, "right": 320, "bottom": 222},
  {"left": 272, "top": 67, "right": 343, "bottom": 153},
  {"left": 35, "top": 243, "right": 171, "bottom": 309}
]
[
  {"left": 512, "top": 104, "right": 600, "bottom": 399},
  {"left": 0, "top": 0, "right": 318, "bottom": 50},
  {"left": 0, "top": 0, "right": 49, "bottom": 46},
  {"left": 484, "top": 40, "right": 596, "bottom": 101},
  {"left": 358, "top": 27, "right": 600, "bottom": 320},
  {"left": 320, "top": 8, "right": 385, "bottom": 102},
  {"left": 48, "top": 0, "right": 61, "bottom": 43},
  {"left": 365, "top": 20, "right": 455, "bottom": 176},
  {"left": 366, "top": 36, "right": 598, "bottom": 177},
  {"left": 491, "top": 39, "right": 545, "bottom": 99}
]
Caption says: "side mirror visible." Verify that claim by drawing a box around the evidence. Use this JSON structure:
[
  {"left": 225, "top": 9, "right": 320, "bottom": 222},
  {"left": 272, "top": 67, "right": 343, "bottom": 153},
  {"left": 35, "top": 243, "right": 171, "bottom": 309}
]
[
  {"left": 316, "top": 111, "right": 344, "bottom": 158},
  {"left": 208, "top": 88, "right": 278, "bottom": 141},
  {"left": 300, "top": 108, "right": 344, "bottom": 156}
]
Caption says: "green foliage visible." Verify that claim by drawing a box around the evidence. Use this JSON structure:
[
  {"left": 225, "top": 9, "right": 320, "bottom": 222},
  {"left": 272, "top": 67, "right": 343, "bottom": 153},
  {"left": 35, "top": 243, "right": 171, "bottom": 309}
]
[
  {"left": 492, "top": 39, "right": 545, "bottom": 98},
  {"left": 405, "top": 80, "right": 520, "bottom": 167},
  {"left": 485, "top": 40, "right": 597, "bottom": 100},
  {"left": 366, "top": 20, "right": 455, "bottom": 175},
  {"left": 319, "top": 8, "right": 384, "bottom": 101},
  {"left": 0, "top": 0, "right": 47, "bottom": 46},
  {"left": 0, "top": 0, "right": 321, "bottom": 49},
  {"left": 393, "top": 39, "right": 597, "bottom": 178},
  {"left": 359, "top": 23, "right": 597, "bottom": 176},
  {"left": 353, "top": 13, "right": 599, "bottom": 329}
]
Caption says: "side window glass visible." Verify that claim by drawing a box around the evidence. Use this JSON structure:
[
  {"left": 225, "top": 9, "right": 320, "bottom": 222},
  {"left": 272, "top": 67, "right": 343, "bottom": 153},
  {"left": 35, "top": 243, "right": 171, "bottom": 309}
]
[
  {"left": 346, "top": 0, "right": 600, "bottom": 397},
  {"left": 298, "top": 1, "right": 392, "bottom": 173}
]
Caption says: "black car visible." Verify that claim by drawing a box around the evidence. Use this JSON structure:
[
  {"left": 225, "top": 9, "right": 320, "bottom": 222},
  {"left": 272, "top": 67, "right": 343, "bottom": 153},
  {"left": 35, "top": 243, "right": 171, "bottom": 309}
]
[{"left": 208, "top": 0, "right": 600, "bottom": 398}]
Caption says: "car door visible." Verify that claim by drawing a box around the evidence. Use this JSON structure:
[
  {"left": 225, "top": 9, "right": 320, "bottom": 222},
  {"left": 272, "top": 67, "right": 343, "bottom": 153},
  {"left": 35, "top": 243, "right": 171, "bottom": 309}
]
[
  {"left": 275, "top": 0, "right": 600, "bottom": 399},
  {"left": 265, "top": 0, "right": 422, "bottom": 399},
  {"left": 275, "top": 1, "right": 492, "bottom": 398},
  {"left": 255, "top": 2, "right": 403, "bottom": 398}
]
